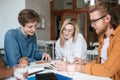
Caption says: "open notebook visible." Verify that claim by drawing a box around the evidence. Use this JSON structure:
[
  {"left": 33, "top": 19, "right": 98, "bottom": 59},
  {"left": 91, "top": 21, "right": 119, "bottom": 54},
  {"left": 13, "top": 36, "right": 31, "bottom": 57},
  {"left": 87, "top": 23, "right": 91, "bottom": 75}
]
[{"left": 28, "top": 66, "right": 44, "bottom": 75}]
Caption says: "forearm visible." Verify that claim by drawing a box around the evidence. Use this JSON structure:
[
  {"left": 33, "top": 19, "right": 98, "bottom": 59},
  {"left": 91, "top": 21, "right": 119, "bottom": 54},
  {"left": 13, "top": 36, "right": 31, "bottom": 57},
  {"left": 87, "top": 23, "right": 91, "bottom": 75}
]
[
  {"left": 34, "top": 51, "right": 43, "bottom": 60},
  {"left": 75, "top": 64, "right": 85, "bottom": 73},
  {"left": 0, "top": 68, "right": 14, "bottom": 79},
  {"left": 83, "top": 60, "right": 92, "bottom": 64},
  {"left": 75, "top": 57, "right": 92, "bottom": 65},
  {"left": 76, "top": 60, "right": 92, "bottom": 73}
]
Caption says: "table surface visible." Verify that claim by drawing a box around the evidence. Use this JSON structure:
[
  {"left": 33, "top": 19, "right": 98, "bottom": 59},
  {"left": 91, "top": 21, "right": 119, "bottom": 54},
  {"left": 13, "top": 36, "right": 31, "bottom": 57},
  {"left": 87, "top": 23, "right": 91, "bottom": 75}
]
[
  {"left": 7, "top": 61, "right": 112, "bottom": 80},
  {"left": 30, "top": 69, "right": 112, "bottom": 80},
  {"left": 29, "top": 61, "right": 112, "bottom": 80}
]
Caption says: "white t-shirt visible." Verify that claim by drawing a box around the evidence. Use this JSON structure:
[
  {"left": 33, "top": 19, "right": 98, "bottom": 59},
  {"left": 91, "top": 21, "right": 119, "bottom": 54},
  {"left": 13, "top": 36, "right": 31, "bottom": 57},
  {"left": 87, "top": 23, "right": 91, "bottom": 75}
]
[
  {"left": 100, "top": 37, "right": 109, "bottom": 64},
  {"left": 55, "top": 33, "right": 87, "bottom": 60}
]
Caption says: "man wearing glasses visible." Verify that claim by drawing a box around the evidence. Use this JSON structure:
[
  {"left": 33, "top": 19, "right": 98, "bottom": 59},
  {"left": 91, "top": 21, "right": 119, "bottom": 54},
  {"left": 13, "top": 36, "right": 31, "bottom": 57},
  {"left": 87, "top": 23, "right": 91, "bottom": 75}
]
[
  {"left": 54, "top": 1, "right": 120, "bottom": 80},
  {"left": 75, "top": 1, "right": 120, "bottom": 80}
]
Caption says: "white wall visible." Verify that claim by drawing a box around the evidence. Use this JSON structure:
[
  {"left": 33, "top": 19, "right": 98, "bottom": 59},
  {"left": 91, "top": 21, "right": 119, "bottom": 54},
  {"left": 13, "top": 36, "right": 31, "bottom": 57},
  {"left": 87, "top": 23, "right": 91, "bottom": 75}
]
[
  {"left": 0, "top": 0, "right": 25, "bottom": 48},
  {"left": 0, "top": 0, "right": 50, "bottom": 48},
  {"left": 26, "top": 0, "right": 50, "bottom": 40}
]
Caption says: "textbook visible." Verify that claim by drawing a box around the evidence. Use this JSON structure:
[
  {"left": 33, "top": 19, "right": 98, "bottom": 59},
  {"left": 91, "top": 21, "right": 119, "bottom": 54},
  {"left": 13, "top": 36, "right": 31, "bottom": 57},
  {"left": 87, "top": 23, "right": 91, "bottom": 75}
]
[{"left": 28, "top": 66, "right": 44, "bottom": 75}]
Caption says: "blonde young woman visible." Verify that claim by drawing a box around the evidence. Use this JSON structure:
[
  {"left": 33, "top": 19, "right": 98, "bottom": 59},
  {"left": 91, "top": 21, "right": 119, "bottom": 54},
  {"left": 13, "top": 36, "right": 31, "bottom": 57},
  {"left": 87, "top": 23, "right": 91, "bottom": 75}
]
[{"left": 55, "top": 18, "right": 87, "bottom": 60}]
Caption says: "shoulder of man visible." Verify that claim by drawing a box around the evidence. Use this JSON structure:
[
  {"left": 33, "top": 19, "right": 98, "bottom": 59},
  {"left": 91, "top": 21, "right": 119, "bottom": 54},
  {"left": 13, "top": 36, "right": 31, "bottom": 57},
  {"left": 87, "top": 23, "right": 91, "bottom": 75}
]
[
  {"left": 5, "top": 28, "right": 19, "bottom": 40},
  {"left": 6, "top": 28, "right": 18, "bottom": 35}
]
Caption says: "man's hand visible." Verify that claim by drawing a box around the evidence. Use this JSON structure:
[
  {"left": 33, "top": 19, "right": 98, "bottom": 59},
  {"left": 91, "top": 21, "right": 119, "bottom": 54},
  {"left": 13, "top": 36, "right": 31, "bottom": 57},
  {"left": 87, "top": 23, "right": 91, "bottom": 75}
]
[
  {"left": 19, "top": 57, "right": 28, "bottom": 65},
  {"left": 54, "top": 61, "right": 67, "bottom": 71},
  {"left": 75, "top": 57, "right": 85, "bottom": 64},
  {"left": 75, "top": 57, "right": 90, "bottom": 65},
  {"left": 42, "top": 53, "right": 51, "bottom": 62}
]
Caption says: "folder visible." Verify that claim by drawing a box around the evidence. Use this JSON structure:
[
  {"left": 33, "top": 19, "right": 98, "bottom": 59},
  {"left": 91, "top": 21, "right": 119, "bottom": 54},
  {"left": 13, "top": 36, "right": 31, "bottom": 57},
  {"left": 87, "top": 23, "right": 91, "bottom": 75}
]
[
  {"left": 55, "top": 73, "right": 73, "bottom": 80},
  {"left": 28, "top": 72, "right": 73, "bottom": 80}
]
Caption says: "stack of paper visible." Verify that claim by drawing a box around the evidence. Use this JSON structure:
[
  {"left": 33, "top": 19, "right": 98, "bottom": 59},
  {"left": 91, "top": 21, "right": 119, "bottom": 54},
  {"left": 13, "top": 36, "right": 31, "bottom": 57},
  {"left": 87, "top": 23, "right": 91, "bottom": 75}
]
[{"left": 28, "top": 66, "right": 44, "bottom": 75}]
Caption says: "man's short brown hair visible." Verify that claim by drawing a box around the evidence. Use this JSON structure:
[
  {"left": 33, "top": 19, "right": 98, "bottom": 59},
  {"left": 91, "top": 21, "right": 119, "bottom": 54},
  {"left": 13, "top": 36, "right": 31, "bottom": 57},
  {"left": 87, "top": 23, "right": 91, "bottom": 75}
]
[{"left": 18, "top": 9, "right": 40, "bottom": 26}]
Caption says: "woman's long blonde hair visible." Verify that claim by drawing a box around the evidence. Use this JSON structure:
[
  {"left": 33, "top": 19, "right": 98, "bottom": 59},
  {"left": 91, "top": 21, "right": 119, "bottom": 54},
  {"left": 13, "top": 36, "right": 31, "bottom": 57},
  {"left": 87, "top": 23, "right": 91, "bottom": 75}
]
[{"left": 60, "top": 18, "right": 79, "bottom": 48}]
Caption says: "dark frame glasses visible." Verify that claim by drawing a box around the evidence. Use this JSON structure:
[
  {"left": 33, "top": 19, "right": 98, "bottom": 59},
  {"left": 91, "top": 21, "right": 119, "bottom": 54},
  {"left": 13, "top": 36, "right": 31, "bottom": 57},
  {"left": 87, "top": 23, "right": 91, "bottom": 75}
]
[{"left": 90, "top": 15, "right": 106, "bottom": 25}]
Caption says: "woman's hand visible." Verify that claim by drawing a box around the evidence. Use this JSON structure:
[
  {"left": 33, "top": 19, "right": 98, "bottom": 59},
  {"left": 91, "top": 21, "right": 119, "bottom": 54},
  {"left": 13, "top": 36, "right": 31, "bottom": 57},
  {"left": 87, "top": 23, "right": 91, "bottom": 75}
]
[
  {"left": 75, "top": 57, "right": 90, "bottom": 65},
  {"left": 42, "top": 53, "right": 51, "bottom": 62},
  {"left": 75, "top": 57, "right": 85, "bottom": 64}
]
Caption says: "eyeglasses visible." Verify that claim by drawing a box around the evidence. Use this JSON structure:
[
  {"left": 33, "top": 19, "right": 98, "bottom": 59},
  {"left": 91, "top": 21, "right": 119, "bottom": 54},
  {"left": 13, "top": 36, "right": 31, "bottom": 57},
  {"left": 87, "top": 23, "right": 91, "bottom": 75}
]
[
  {"left": 63, "top": 28, "right": 74, "bottom": 33},
  {"left": 90, "top": 15, "right": 106, "bottom": 26}
]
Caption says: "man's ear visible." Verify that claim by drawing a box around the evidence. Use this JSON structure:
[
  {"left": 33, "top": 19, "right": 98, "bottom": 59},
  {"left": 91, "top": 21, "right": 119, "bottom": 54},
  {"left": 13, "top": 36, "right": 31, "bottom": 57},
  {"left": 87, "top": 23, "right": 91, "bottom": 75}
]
[{"left": 105, "top": 14, "right": 111, "bottom": 22}]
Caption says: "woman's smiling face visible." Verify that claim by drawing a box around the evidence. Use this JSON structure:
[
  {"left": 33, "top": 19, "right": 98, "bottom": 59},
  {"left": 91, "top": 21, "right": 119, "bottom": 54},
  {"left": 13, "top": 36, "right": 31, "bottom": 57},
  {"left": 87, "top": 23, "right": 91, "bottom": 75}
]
[{"left": 63, "top": 24, "right": 74, "bottom": 39}]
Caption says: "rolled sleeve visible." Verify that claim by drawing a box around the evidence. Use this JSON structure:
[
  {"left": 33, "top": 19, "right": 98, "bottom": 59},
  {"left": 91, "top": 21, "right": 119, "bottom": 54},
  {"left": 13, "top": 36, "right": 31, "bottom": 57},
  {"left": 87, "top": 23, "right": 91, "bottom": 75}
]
[{"left": 84, "top": 60, "right": 97, "bottom": 75}]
